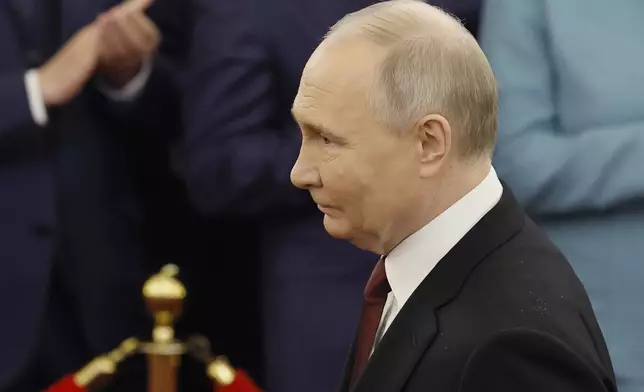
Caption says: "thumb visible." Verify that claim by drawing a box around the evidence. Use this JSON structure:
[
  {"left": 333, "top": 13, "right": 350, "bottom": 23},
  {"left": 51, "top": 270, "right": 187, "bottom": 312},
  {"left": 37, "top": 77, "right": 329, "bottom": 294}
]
[{"left": 120, "top": 0, "right": 154, "bottom": 13}]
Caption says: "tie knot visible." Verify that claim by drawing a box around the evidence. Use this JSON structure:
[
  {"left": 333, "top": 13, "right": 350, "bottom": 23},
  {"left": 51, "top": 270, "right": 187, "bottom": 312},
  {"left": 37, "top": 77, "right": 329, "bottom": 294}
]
[{"left": 364, "top": 258, "right": 390, "bottom": 301}]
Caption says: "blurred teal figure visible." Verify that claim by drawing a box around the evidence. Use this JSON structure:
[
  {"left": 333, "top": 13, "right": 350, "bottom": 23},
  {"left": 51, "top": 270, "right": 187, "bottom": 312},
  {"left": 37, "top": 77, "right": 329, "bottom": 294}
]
[{"left": 480, "top": 1, "right": 644, "bottom": 391}]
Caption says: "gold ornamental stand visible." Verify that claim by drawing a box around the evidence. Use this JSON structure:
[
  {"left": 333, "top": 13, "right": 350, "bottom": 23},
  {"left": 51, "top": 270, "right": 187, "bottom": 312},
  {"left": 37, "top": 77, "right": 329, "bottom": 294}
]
[
  {"left": 44, "top": 263, "right": 262, "bottom": 392},
  {"left": 140, "top": 264, "right": 186, "bottom": 392}
]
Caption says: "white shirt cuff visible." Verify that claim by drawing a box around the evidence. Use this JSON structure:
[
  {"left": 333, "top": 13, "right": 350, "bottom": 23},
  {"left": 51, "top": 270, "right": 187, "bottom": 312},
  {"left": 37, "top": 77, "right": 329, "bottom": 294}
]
[
  {"left": 24, "top": 69, "right": 49, "bottom": 127},
  {"left": 99, "top": 58, "right": 153, "bottom": 101}
]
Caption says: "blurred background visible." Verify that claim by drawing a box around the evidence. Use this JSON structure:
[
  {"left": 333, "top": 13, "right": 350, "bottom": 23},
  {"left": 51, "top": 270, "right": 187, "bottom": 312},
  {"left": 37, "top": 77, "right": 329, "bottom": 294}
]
[{"left": 1, "top": 0, "right": 642, "bottom": 391}]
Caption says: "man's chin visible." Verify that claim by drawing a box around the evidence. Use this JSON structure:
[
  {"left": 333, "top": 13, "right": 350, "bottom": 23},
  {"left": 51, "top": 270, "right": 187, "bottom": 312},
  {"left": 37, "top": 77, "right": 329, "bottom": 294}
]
[
  {"left": 322, "top": 214, "right": 352, "bottom": 240},
  {"left": 322, "top": 215, "right": 379, "bottom": 253}
]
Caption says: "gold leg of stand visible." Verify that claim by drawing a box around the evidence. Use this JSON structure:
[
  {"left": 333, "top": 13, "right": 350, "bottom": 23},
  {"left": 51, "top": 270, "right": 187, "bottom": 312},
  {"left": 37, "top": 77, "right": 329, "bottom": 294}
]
[{"left": 147, "top": 353, "right": 180, "bottom": 392}]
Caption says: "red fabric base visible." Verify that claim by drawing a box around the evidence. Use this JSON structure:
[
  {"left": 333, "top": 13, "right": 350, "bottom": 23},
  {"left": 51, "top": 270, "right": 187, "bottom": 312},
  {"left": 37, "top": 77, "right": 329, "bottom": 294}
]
[
  {"left": 215, "top": 370, "right": 262, "bottom": 392},
  {"left": 44, "top": 374, "right": 85, "bottom": 392}
]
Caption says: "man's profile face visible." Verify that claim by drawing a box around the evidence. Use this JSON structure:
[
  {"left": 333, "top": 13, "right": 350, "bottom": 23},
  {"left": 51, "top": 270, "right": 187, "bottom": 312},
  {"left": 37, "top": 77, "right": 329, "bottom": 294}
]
[{"left": 290, "top": 38, "right": 421, "bottom": 250}]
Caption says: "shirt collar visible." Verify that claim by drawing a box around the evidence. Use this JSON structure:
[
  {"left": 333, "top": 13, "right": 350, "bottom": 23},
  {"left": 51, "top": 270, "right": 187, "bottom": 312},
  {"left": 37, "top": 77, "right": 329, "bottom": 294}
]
[{"left": 384, "top": 166, "right": 503, "bottom": 309}]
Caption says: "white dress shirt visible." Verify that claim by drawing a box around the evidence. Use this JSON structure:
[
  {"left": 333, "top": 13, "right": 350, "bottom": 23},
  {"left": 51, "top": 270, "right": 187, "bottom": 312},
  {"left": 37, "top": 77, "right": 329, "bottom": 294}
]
[
  {"left": 23, "top": 59, "right": 153, "bottom": 127},
  {"left": 371, "top": 167, "right": 503, "bottom": 352}
]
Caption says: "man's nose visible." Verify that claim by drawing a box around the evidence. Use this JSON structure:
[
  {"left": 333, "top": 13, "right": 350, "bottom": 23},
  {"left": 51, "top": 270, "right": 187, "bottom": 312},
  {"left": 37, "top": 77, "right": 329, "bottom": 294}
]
[{"left": 291, "top": 153, "right": 321, "bottom": 190}]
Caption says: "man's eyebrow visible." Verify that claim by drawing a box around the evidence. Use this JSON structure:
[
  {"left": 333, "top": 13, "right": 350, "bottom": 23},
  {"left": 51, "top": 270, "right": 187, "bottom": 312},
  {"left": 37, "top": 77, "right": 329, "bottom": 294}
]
[
  {"left": 291, "top": 108, "right": 348, "bottom": 143},
  {"left": 308, "top": 122, "right": 345, "bottom": 140},
  {"left": 291, "top": 108, "right": 326, "bottom": 133}
]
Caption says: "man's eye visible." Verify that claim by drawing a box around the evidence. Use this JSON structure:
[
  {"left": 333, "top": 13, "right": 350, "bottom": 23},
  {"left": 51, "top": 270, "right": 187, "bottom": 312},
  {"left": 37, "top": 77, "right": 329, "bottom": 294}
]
[{"left": 322, "top": 136, "right": 331, "bottom": 145}]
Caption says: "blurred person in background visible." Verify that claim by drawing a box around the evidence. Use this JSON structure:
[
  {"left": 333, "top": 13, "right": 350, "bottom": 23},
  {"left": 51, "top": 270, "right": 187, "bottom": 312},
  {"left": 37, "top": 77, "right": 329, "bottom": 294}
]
[
  {"left": 0, "top": 0, "right": 183, "bottom": 390},
  {"left": 181, "top": 0, "right": 484, "bottom": 391},
  {"left": 480, "top": 1, "right": 644, "bottom": 391}
]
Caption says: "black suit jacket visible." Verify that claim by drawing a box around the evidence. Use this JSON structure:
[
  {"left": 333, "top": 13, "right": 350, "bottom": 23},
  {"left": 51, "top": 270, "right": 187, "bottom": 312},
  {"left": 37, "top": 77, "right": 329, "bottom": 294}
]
[{"left": 340, "top": 186, "right": 616, "bottom": 392}]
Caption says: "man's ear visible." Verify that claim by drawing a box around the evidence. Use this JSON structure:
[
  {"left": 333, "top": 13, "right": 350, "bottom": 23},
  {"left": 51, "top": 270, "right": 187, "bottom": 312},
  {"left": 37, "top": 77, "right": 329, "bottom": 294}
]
[{"left": 415, "top": 113, "right": 451, "bottom": 177}]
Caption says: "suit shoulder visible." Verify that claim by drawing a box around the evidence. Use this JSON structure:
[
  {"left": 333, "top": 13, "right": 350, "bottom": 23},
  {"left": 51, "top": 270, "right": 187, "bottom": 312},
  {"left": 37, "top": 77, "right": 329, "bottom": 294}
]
[
  {"left": 470, "top": 216, "right": 583, "bottom": 300},
  {"left": 462, "top": 217, "right": 592, "bottom": 322},
  {"left": 441, "top": 217, "right": 611, "bottom": 372}
]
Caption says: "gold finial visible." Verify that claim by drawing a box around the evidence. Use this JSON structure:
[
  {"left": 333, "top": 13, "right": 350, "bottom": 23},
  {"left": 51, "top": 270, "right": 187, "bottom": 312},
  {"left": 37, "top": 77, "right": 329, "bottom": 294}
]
[
  {"left": 207, "top": 356, "right": 236, "bottom": 386},
  {"left": 142, "top": 264, "right": 186, "bottom": 300},
  {"left": 107, "top": 337, "right": 140, "bottom": 363},
  {"left": 143, "top": 265, "right": 186, "bottom": 345},
  {"left": 73, "top": 338, "right": 140, "bottom": 387}
]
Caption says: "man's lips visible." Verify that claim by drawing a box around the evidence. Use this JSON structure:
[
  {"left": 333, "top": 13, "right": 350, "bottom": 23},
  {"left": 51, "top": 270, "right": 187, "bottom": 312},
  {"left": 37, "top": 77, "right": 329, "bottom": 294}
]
[
  {"left": 312, "top": 195, "right": 337, "bottom": 213},
  {"left": 316, "top": 204, "right": 336, "bottom": 214}
]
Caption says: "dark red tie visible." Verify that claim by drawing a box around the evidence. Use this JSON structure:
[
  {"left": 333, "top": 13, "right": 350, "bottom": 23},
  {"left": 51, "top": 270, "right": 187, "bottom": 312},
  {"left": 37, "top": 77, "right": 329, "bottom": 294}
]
[{"left": 350, "top": 257, "right": 391, "bottom": 387}]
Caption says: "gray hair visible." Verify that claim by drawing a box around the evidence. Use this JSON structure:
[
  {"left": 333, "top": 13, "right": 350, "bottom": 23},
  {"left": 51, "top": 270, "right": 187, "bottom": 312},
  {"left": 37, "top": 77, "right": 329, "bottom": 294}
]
[{"left": 325, "top": 0, "right": 498, "bottom": 158}]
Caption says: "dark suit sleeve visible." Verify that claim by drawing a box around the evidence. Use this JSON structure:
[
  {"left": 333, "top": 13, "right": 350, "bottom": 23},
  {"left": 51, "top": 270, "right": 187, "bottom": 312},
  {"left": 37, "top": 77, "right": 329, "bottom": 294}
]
[
  {"left": 0, "top": 71, "right": 37, "bottom": 139},
  {"left": 460, "top": 329, "right": 615, "bottom": 392},
  {"left": 180, "top": 0, "right": 310, "bottom": 215},
  {"left": 96, "top": 57, "right": 182, "bottom": 128}
]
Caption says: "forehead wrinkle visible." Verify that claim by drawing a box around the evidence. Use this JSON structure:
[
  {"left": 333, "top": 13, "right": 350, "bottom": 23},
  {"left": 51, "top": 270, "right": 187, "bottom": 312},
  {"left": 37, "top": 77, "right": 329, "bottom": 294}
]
[
  {"left": 301, "top": 80, "right": 338, "bottom": 96},
  {"left": 298, "top": 91, "right": 325, "bottom": 106},
  {"left": 296, "top": 100, "right": 319, "bottom": 110},
  {"left": 292, "top": 101, "right": 339, "bottom": 140},
  {"left": 292, "top": 97, "right": 323, "bottom": 129},
  {"left": 292, "top": 94, "right": 320, "bottom": 122},
  {"left": 293, "top": 79, "right": 342, "bottom": 118}
]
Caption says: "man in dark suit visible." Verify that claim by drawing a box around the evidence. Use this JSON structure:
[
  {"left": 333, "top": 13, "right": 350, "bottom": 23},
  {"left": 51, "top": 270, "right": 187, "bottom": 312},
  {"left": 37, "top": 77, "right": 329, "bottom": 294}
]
[
  {"left": 0, "top": 0, "right": 182, "bottom": 390},
  {"left": 181, "top": 0, "right": 488, "bottom": 390},
  {"left": 290, "top": 1, "right": 616, "bottom": 391}
]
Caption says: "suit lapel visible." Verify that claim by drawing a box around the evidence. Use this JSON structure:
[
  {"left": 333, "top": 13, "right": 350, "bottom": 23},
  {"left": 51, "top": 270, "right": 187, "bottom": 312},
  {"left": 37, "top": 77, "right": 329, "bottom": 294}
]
[
  {"left": 5, "top": 0, "right": 117, "bottom": 47},
  {"left": 338, "top": 342, "right": 356, "bottom": 392},
  {"left": 5, "top": 0, "right": 37, "bottom": 20},
  {"left": 4, "top": 0, "right": 40, "bottom": 43},
  {"left": 348, "top": 185, "right": 525, "bottom": 392},
  {"left": 353, "top": 298, "right": 437, "bottom": 392}
]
